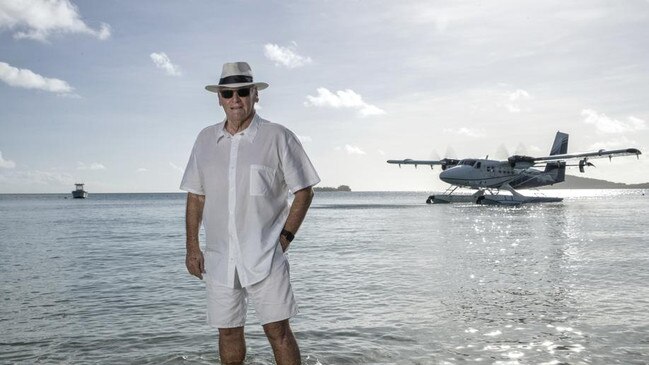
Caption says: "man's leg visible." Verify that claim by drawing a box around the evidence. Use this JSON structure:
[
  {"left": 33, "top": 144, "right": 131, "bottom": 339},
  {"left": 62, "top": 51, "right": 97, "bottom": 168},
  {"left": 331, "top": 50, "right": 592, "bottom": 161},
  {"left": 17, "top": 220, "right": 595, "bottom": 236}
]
[
  {"left": 263, "top": 319, "right": 300, "bottom": 365},
  {"left": 218, "top": 326, "right": 246, "bottom": 365}
]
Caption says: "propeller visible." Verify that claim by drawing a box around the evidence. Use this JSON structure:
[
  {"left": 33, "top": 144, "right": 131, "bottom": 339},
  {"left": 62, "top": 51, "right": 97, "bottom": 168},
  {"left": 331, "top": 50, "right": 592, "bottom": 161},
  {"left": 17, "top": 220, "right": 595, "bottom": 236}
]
[
  {"left": 444, "top": 146, "right": 458, "bottom": 159},
  {"left": 429, "top": 150, "right": 441, "bottom": 160},
  {"left": 514, "top": 142, "right": 529, "bottom": 156},
  {"left": 428, "top": 150, "right": 441, "bottom": 170},
  {"left": 494, "top": 143, "right": 510, "bottom": 160}
]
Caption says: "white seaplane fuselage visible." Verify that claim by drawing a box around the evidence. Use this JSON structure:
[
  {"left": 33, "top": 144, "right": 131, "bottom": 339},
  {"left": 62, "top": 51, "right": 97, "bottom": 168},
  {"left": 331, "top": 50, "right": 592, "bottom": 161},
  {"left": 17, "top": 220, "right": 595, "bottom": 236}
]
[{"left": 438, "top": 159, "right": 559, "bottom": 190}]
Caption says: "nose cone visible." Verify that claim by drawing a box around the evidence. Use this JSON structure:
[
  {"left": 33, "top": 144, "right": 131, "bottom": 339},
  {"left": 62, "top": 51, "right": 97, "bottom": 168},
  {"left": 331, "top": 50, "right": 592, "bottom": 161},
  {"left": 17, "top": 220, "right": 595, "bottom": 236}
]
[{"left": 440, "top": 166, "right": 469, "bottom": 185}]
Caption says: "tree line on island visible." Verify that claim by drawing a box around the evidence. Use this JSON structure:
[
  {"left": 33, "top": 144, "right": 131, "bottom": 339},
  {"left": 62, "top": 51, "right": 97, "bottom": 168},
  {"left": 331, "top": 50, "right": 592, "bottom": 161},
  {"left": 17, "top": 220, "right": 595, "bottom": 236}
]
[
  {"left": 313, "top": 185, "right": 351, "bottom": 192},
  {"left": 542, "top": 175, "right": 649, "bottom": 189}
]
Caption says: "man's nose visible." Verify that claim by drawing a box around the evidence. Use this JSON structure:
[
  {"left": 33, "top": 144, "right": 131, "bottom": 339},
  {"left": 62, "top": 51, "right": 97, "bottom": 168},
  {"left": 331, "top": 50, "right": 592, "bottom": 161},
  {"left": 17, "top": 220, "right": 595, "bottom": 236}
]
[{"left": 231, "top": 92, "right": 242, "bottom": 102}]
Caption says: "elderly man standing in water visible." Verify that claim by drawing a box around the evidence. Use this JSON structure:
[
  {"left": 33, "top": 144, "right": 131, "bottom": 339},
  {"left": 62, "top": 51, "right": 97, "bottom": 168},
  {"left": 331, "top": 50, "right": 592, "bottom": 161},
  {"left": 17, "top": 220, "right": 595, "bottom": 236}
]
[{"left": 180, "top": 62, "right": 320, "bottom": 365}]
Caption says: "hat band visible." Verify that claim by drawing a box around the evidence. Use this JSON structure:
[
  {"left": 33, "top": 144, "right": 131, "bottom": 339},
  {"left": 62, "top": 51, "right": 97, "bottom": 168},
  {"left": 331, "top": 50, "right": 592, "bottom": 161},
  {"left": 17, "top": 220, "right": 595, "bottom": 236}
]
[{"left": 219, "top": 75, "right": 253, "bottom": 85}]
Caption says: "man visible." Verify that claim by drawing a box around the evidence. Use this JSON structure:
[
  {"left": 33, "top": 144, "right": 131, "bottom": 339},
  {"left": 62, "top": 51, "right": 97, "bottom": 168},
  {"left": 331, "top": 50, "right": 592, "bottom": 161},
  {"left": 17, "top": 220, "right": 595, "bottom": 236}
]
[{"left": 180, "top": 62, "right": 319, "bottom": 365}]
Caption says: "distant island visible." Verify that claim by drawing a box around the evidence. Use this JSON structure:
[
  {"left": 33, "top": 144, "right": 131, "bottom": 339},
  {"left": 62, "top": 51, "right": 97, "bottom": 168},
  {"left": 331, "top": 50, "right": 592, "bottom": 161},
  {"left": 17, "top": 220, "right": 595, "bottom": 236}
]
[
  {"left": 541, "top": 175, "right": 649, "bottom": 189},
  {"left": 314, "top": 185, "right": 351, "bottom": 192}
]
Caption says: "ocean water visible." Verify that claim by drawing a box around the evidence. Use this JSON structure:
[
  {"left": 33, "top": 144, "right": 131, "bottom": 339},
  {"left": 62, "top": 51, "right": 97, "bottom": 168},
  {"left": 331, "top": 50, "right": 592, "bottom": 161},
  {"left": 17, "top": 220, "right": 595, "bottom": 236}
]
[{"left": 1, "top": 190, "right": 648, "bottom": 364}]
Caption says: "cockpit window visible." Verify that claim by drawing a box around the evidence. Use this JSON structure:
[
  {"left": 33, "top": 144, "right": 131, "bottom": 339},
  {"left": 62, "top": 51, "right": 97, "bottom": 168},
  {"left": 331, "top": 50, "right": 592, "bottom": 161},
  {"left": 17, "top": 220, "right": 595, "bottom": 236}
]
[
  {"left": 459, "top": 159, "right": 477, "bottom": 166},
  {"left": 475, "top": 162, "right": 481, "bottom": 169}
]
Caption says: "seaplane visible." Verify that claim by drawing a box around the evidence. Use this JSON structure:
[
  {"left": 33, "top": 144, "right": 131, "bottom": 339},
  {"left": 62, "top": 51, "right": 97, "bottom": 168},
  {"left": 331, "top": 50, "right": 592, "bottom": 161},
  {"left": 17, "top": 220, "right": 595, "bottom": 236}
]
[{"left": 387, "top": 131, "right": 642, "bottom": 205}]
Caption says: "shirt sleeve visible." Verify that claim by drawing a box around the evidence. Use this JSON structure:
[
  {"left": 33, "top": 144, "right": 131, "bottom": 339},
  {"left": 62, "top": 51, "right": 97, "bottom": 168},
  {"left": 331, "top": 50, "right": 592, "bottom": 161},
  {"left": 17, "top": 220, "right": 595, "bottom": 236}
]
[
  {"left": 281, "top": 129, "right": 321, "bottom": 194},
  {"left": 179, "top": 140, "right": 205, "bottom": 195}
]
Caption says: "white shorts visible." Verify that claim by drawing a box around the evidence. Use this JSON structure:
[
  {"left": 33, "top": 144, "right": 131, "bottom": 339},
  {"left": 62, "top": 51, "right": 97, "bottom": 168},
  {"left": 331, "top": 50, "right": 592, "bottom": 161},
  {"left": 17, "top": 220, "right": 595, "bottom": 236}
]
[{"left": 204, "top": 259, "right": 298, "bottom": 328}]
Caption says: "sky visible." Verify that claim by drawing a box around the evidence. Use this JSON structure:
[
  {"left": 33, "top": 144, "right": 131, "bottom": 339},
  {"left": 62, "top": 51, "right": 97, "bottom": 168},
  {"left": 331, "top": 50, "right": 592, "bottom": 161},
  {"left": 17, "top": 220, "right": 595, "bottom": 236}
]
[{"left": 1, "top": 0, "right": 648, "bottom": 193}]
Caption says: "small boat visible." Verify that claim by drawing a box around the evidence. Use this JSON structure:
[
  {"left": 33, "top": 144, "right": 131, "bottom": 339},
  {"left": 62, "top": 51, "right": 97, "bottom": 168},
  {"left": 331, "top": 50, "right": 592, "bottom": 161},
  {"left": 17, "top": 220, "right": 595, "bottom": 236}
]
[{"left": 72, "top": 183, "right": 88, "bottom": 199}]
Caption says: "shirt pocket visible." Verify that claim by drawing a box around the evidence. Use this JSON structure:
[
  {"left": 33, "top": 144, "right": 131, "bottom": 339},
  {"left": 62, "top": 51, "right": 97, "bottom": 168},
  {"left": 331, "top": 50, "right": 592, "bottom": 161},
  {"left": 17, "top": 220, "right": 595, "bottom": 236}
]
[{"left": 250, "top": 164, "right": 277, "bottom": 196}]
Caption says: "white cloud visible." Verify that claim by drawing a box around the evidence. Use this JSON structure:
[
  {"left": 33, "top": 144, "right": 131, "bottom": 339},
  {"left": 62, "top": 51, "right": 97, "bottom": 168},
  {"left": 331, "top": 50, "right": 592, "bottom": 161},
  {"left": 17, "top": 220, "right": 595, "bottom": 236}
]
[
  {"left": 169, "top": 162, "right": 184, "bottom": 174},
  {"left": 305, "top": 88, "right": 385, "bottom": 117},
  {"left": 581, "top": 109, "right": 647, "bottom": 134},
  {"left": 509, "top": 89, "right": 530, "bottom": 101},
  {"left": 505, "top": 89, "right": 531, "bottom": 113},
  {"left": 0, "top": 0, "right": 111, "bottom": 42},
  {"left": 587, "top": 135, "right": 639, "bottom": 151},
  {"left": 77, "top": 162, "right": 106, "bottom": 170},
  {"left": 444, "top": 127, "right": 485, "bottom": 138},
  {"left": 0, "top": 151, "right": 16, "bottom": 168},
  {"left": 297, "top": 135, "right": 312, "bottom": 143},
  {"left": 150, "top": 52, "right": 181, "bottom": 76},
  {"left": 0, "top": 169, "right": 74, "bottom": 186},
  {"left": 505, "top": 104, "right": 521, "bottom": 113},
  {"left": 264, "top": 43, "right": 312, "bottom": 69},
  {"left": 136, "top": 167, "right": 148, "bottom": 173},
  {"left": 555, "top": 8, "right": 607, "bottom": 22},
  {"left": 0, "top": 61, "right": 74, "bottom": 94},
  {"left": 344, "top": 145, "right": 366, "bottom": 155}
]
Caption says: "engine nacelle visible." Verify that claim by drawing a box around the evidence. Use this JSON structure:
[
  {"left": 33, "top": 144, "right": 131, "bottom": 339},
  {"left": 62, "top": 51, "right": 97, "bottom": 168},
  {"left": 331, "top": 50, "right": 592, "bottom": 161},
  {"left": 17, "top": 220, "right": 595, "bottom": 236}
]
[
  {"left": 441, "top": 158, "right": 460, "bottom": 171},
  {"left": 508, "top": 155, "right": 535, "bottom": 169}
]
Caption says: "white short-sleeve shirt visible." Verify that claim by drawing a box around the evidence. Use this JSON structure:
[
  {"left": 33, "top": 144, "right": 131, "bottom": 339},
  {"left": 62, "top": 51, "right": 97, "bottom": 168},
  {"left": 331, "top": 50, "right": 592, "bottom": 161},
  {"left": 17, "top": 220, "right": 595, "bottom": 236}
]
[{"left": 180, "top": 113, "right": 320, "bottom": 288}]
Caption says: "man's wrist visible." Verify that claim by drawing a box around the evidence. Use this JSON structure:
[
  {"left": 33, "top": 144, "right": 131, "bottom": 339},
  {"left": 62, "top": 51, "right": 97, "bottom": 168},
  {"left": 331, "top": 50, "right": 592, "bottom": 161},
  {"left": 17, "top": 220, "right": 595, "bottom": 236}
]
[
  {"left": 280, "top": 228, "right": 294, "bottom": 242},
  {"left": 186, "top": 241, "right": 201, "bottom": 251}
]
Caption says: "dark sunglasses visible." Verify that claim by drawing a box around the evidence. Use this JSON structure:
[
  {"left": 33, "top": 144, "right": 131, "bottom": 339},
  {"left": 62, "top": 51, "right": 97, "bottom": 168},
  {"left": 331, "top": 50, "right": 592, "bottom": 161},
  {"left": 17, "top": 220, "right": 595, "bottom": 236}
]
[{"left": 220, "top": 88, "right": 251, "bottom": 99}]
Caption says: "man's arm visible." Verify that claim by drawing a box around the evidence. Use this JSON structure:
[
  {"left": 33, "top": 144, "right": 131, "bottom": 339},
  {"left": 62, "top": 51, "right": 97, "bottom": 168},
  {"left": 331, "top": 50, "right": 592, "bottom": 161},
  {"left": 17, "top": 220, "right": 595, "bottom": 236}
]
[
  {"left": 186, "top": 192, "right": 206, "bottom": 279},
  {"left": 280, "top": 186, "right": 314, "bottom": 252}
]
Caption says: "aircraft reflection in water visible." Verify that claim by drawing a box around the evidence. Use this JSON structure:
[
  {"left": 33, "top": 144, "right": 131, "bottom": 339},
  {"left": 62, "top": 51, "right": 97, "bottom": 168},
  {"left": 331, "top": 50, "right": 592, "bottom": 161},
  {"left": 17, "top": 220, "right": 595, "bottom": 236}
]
[{"left": 388, "top": 131, "right": 642, "bottom": 205}]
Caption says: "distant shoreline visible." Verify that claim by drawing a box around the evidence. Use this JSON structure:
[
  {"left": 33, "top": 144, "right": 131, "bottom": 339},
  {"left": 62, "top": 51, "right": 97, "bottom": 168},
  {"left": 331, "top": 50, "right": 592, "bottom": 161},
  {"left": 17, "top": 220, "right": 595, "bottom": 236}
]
[
  {"left": 541, "top": 175, "right": 649, "bottom": 189},
  {"left": 314, "top": 185, "right": 351, "bottom": 192},
  {"left": 2, "top": 176, "right": 649, "bottom": 195}
]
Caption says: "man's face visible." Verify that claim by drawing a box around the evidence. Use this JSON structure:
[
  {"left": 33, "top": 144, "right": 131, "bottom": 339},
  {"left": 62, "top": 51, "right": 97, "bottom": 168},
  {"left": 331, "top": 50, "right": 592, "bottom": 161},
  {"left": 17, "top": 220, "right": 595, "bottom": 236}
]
[{"left": 218, "top": 86, "right": 258, "bottom": 125}]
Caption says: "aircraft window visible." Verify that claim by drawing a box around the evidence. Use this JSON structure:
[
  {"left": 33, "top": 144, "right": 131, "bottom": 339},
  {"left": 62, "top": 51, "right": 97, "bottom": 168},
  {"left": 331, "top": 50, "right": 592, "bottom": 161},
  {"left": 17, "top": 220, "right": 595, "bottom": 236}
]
[
  {"left": 460, "top": 159, "right": 477, "bottom": 166},
  {"left": 475, "top": 162, "right": 481, "bottom": 169}
]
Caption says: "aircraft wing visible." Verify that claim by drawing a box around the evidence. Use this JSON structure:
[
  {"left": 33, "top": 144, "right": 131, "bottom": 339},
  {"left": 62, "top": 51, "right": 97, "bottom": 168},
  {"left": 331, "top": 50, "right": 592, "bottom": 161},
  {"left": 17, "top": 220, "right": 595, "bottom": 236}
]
[
  {"left": 529, "top": 148, "right": 642, "bottom": 163},
  {"left": 386, "top": 158, "right": 460, "bottom": 169}
]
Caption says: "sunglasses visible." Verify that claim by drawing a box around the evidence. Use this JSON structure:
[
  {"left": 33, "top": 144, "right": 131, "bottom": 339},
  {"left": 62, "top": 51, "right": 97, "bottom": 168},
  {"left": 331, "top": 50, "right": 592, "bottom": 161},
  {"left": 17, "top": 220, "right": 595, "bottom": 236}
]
[{"left": 219, "top": 88, "right": 252, "bottom": 99}]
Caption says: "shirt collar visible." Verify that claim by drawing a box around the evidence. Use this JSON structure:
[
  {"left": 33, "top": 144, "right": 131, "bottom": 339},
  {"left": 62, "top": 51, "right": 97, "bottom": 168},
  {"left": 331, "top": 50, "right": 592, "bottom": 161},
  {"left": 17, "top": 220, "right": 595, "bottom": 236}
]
[{"left": 215, "top": 113, "right": 260, "bottom": 144}]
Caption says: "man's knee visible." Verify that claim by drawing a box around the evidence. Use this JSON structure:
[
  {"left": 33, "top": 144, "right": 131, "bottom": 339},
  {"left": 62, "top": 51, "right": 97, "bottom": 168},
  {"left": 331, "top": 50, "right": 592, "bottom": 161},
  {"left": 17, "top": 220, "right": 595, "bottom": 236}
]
[
  {"left": 219, "top": 327, "right": 245, "bottom": 341},
  {"left": 263, "top": 319, "right": 293, "bottom": 342}
]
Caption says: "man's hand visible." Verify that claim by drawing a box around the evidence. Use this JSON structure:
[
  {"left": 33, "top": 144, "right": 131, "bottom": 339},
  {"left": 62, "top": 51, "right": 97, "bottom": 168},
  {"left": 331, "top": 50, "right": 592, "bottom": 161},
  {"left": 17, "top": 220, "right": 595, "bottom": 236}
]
[
  {"left": 186, "top": 248, "right": 205, "bottom": 279},
  {"left": 279, "top": 235, "right": 290, "bottom": 252}
]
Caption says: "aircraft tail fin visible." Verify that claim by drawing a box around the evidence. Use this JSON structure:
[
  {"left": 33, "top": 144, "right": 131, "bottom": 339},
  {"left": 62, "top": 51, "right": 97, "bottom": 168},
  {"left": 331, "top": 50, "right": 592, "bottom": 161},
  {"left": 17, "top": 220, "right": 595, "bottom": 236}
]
[
  {"left": 544, "top": 132, "right": 568, "bottom": 179},
  {"left": 549, "top": 131, "right": 569, "bottom": 155},
  {"left": 545, "top": 132, "right": 568, "bottom": 176}
]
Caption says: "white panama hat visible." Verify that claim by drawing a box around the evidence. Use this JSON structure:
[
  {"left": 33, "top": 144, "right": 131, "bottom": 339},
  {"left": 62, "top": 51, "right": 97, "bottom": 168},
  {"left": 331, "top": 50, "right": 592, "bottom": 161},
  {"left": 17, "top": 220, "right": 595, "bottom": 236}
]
[{"left": 205, "top": 62, "right": 269, "bottom": 93}]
